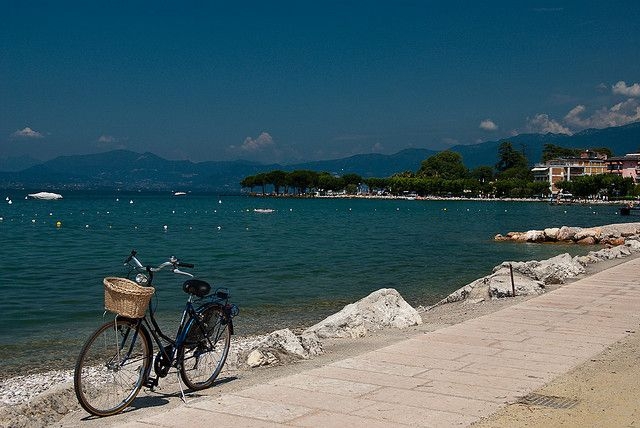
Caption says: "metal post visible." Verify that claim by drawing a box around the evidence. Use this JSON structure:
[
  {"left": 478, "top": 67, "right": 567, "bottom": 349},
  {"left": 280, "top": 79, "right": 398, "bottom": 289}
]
[{"left": 510, "top": 263, "right": 516, "bottom": 297}]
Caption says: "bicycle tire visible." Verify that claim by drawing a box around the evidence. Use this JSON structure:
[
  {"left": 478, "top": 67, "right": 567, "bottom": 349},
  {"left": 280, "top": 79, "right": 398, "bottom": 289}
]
[
  {"left": 179, "top": 304, "right": 231, "bottom": 390},
  {"left": 74, "top": 318, "right": 151, "bottom": 417}
]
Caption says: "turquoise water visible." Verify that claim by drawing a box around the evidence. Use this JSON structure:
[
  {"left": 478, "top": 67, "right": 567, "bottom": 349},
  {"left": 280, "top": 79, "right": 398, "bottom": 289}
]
[{"left": 0, "top": 192, "right": 631, "bottom": 376}]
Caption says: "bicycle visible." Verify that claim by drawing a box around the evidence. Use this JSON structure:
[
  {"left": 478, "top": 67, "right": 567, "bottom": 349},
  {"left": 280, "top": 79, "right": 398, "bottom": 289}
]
[{"left": 73, "top": 250, "right": 238, "bottom": 417}]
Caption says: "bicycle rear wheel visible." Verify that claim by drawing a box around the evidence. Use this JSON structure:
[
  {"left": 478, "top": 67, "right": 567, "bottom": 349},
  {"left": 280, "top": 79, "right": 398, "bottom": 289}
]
[
  {"left": 74, "top": 318, "right": 151, "bottom": 417},
  {"left": 179, "top": 305, "right": 231, "bottom": 390}
]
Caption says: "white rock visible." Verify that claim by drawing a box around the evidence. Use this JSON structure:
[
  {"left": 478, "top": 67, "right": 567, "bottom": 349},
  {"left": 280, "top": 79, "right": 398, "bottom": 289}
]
[
  {"left": 626, "top": 239, "right": 640, "bottom": 251},
  {"left": 246, "top": 349, "right": 268, "bottom": 367},
  {"left": 524, "top": 230, "right": 545, "bottom": 242},
  {"left": 544, "top": 227, "right": 560, "bottom": 240},
  {"left": 486, "top": 269, "right": 545, "bottom": 298},
  {"left": 304, "top": 288, "right": 422, "bottom": 339},
  {"left": 574, "top": 227, "right": 602, "bottom": 242},
  {"left": 556, "top": 226, "right": 578, "bottom": 241}
]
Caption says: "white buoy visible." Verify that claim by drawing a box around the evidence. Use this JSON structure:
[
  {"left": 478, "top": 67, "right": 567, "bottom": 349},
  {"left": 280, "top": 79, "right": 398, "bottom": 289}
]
[
  {"left": 218, "top": 200, "right": 222, "bottom": 204},
  {"left": 130, "top": 200, "right": 133, "bottom": 204},
  {"left": 163, "top": 225, "right": 168, "bottom": 231}
]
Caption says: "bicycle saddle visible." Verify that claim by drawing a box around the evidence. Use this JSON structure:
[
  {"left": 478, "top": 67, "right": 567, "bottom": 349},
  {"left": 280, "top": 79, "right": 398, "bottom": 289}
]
[{"left": 182, "top": 279, "right": 211, "bottom": 297}]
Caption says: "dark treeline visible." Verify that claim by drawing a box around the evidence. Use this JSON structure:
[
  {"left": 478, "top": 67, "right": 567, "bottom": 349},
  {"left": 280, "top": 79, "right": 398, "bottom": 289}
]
[{"left": 241, "top": 142, "right": 638, "bottom": 199}]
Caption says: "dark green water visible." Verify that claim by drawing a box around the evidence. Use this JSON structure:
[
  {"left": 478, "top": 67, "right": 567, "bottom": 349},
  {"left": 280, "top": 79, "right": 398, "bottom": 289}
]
[{"left": 0, "top": 191, "right": 631, "bottom": 375}]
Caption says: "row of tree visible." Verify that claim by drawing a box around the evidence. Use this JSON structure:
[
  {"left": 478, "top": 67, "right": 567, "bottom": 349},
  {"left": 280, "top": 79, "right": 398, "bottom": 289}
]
[{"left": 240, "top": 142, "right": 637, "bottom": 199}]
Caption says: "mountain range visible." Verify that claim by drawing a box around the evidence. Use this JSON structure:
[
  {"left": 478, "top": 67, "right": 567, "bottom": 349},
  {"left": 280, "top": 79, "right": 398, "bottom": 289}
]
[{"left": 1, "top": 122, "right": 639, "bottom": 192}]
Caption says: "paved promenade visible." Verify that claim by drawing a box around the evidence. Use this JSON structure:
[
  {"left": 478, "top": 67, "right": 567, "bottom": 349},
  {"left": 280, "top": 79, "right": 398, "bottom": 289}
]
[{"left": 117, "top": 258, "right": 640, "bottom": 427}]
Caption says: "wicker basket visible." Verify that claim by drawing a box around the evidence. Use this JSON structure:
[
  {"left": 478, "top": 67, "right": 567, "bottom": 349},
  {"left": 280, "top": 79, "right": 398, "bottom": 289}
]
[{"left": 104, "top": 277, "right": 155, "bottom": 318}]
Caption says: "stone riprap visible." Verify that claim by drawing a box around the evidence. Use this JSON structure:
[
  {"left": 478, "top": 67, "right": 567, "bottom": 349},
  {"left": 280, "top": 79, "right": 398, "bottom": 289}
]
[
  {"left": 302, "top": 288, "right": 423, "bottom": 339},
  {"left": 494, "top": 222, "right": 640, "bottom": 245},
  {"left": 432, "top": 237, "right": 640, "bottom": 308}
]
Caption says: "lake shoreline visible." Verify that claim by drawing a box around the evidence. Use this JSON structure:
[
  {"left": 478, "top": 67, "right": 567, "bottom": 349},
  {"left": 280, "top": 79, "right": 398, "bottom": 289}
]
[{"left": 2, "top": 237, "right": 638, "bottom": 427}]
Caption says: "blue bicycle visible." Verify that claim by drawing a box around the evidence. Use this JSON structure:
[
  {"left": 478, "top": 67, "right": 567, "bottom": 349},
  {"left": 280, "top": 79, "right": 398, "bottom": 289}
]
[{"left": 74, "top": 250, "right": 238, "bottom": 417}]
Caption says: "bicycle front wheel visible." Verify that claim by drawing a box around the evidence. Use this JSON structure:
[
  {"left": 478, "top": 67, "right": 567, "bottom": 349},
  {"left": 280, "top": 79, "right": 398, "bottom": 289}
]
[
  {"left": 74, "top": 318, "right": 151, "bottom": 417},
  {"left": 179, "top": 305, "right": 231, "bottom": 390}
]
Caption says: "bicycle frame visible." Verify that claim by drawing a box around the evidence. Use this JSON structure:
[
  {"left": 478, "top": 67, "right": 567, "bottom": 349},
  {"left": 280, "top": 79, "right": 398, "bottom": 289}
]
[{"left": 75, "top": 251, "right": 237, "bottom": 417}]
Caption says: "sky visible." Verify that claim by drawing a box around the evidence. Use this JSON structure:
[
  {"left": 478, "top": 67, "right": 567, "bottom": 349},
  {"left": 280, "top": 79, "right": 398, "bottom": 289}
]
[{"left": 1, "top": 1, "right": 640, "bottom": 164}]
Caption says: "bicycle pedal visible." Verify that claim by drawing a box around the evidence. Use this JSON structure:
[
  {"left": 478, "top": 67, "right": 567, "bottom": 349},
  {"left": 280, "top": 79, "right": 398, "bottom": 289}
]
[{"left": 144, "top": 377, "right": 159, "bottom": 389}]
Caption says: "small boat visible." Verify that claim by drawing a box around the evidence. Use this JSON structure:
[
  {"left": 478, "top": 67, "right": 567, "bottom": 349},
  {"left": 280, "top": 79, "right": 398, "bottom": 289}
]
[
  {"left": 253, "top": 208, "right": 275, "bottom": 214},
  {"left": 173, "top": 191, "right": 187, "bottom": 196},
  {"left": 27, "top": 192, "right": 63, "bottom": 200}
]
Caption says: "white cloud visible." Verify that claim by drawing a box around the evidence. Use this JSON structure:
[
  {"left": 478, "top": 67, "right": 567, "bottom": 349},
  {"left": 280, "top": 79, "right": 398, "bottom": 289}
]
[
  {"left": 11, "top": 126, "right": 44, "bottom": 139},
  {"left": 479, "top": 119, "right": 498, "bottom": 131},
  {"left": 612, "top": 81, "right": 640, "bottom": 97},
  {"left": 527, "top": 114, "right": 572, "bottom": 135},
  {"left": 98, "top": 135, "right": 118, "bottom": 143},
  {"left": 371, "top": 142, "right": 384, "bottom": 152},
  {"left": 564, "top": 105, "right": 589, "bottom": 128},
  {"left": 238, "top": 132, "right": 274, "bottom": 152},
  {"left": 564, "top": 100, "right": 640, "bottom": 129}
]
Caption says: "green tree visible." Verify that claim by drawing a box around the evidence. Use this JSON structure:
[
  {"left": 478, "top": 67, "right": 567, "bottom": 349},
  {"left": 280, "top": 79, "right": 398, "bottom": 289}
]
[
  {"left": 418, "top": 150, "right": 468, "bottom": 180},
  {"left": 286, "top": 170, "right": 318, "bottom": 194},
  {"left": 541, "top": 144, "right": 581, "bottom": 162},
  {"left": 240, "top": 175, "right": 257, "bottom": 192},
  {"left": 266, "top": 170, "right": 288, "bottom": 195},
  {"left": 496, "top": 142, "right": 528, "bottom": 172}
]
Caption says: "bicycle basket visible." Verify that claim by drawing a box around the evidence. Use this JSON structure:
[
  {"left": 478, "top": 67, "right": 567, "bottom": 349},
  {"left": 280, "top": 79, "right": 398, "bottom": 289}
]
[{"left": 103, "top": 277, "right": 155, "bottom": 318}]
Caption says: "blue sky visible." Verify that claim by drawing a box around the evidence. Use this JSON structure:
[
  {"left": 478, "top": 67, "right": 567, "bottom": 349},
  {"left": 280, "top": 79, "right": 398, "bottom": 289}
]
[{"left": 2, "top": 1, "right": 640, "bottom": 164}]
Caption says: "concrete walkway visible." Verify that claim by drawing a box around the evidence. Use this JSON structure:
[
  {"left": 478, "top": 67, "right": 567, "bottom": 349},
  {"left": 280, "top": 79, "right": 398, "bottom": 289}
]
[{"left": 117, "top": 257, "right": 640, "bottom": 427}]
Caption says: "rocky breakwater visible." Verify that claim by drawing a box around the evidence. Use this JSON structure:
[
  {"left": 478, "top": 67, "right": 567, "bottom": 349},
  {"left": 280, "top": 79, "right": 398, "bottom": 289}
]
[
  {"left": 237, "top": 288, "right": 422, "bottom": 368},
  {"left": 494, "top": 222, "right": 640, "bottom": 245},
  {"left": 431, "top": 223, "right": 640, "bottom": 308}
]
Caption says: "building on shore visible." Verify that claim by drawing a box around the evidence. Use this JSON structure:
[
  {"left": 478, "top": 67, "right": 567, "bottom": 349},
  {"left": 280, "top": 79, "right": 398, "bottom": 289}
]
[
  {"left": 531, "top": 150, "right": 608, "bottom": 194},
  {"left": 605, "top": 153, "right": 640, "bottom": 182}
]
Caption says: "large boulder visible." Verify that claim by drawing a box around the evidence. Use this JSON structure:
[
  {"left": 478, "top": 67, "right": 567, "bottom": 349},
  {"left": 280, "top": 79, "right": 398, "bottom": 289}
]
[
  {"left": 524, "top": 230, "right": 545, "bottom": 242},
  {"left": 486, "top": 268, "right": 545, "bottom": 298},
  {"left": 303, "top": 288, "right": 422, "bottom": 339},
  {"left": 496, "top": 253, "right": 585, "bottom": 284},
  {"left": 574, "top": 227, "right": 602, "bottom": 242},
  {"left": 544, "top": 227, "right": 560, "bottom": 241},
  {"left": 244, "top": 328, "right": 323, "bottom": 367},
  {"left": 556, "top": 226, "right": 578, "bottom": 242}
]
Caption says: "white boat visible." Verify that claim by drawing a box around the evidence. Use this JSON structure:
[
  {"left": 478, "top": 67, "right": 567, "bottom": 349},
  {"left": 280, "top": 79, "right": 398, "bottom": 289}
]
[
  {"left": 27, "top": 192, "right": 63, "bottom": 200},
  {"left": 253, "top": 208, "right": 275, "bottom": 214},
  {"left": 173, "top": 191, "right": 187, "bottom": 196}
]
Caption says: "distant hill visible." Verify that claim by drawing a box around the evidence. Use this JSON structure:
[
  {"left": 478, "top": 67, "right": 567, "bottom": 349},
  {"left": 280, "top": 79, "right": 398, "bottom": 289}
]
[
  {"left": 452, "top": 121, "right": 640, "bottom": 169},
  {"left": 0, "top": 155, "right": 41, "bottom": 172},
  {"left": 1, "top": 122, "right": 639, "bottom": 191}
]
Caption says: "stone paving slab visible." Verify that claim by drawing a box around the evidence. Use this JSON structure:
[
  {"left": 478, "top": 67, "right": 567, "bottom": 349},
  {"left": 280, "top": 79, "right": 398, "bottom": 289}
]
[{"left": 122, "top": 257, "right": 640, "bottom": 427}]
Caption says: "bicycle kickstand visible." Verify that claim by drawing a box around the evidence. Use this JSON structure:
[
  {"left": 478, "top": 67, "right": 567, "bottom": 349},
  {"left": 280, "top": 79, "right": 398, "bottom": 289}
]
[{"left": 176, "top": 372, "right": 188, "bottom": 404}]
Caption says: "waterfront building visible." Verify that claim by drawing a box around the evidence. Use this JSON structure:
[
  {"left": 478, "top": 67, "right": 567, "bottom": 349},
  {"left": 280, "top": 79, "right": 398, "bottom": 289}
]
[
  {"left": 605, "top": 153, "right": 640, "bottom": 183},
  {"left": 532, "top": 150, "right": 608, "bottom": 194}
]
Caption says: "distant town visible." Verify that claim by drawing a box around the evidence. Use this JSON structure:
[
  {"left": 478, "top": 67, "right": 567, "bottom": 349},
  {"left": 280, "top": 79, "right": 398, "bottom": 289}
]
[{"left": 241, "top": 142, "right": 640, "bottom": 201}]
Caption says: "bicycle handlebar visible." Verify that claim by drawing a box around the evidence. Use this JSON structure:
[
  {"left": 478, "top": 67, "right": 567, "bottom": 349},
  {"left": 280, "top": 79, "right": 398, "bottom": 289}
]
[{"left": 125, "top": 250, "right": 195, "bottom": 279}]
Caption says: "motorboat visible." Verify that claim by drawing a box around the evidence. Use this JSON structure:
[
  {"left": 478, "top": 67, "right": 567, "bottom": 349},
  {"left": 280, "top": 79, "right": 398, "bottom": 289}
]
[{"left": 27, "top": 192, "right": 63, "bottom": 200}]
